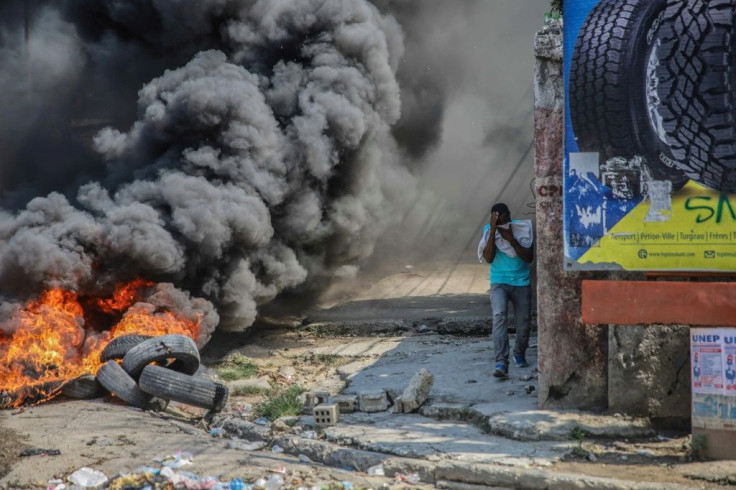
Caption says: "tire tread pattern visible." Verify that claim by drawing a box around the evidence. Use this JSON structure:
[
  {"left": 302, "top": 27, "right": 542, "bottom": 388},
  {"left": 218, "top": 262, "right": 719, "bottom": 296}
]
[
  {"left": 651, "top": 0, "right": 736, "bottom": 191},
  {"left": 122, "top": 334, "right": 200, "bottom": 378},
  {"left": 139, "top": 365, "right": 228, "bottom": 412}
]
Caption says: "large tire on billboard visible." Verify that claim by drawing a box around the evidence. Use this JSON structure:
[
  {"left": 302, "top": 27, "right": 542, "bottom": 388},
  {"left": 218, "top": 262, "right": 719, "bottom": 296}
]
[
  {"left": 569, "top": 0, "right": 689, "bottom": 188},
  {"left": 647, "top": 0, "right": 736, "bottom": 192}
]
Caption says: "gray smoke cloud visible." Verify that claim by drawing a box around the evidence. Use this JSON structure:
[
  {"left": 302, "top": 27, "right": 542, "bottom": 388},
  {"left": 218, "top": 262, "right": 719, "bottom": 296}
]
[{"left": 0, "top": 0, "right": 420, "bottom": 334}]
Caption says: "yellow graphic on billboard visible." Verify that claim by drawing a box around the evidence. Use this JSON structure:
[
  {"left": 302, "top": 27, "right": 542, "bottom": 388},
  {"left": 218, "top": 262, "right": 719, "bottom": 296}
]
[{"left": 580, "top": 182, "right": 736, "bottom": 270}]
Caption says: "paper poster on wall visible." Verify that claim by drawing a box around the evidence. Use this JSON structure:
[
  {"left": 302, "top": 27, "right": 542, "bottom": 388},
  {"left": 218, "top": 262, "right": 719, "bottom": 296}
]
[
  {"left": 724, "top": 332, "right": 736, "bottom": 393},
  {"left": 691, "top": 329, "right": 736, "bottom": 430},
  {"left": 563, "top": 0, "right": 736, "bottom": 270},
  {"left": 691, "top": 330, "right": 724, "bottom": 395}
]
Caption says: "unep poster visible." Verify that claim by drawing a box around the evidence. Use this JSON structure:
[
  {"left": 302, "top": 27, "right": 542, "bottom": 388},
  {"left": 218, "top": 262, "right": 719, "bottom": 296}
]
[{"left": 564, "top": 0, "right": 736, "bottom": 270}]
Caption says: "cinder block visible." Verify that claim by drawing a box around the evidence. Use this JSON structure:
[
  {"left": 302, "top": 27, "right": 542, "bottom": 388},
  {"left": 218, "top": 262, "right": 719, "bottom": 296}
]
[
  {"left": 313, "top": 403, "right": 339, "bottom": 426},
  {"left": 358, "top": 391, "right": 389, "bottom": 413},
  {"left": 333, "top": 394, "right": 358, "bottom": 414},
  {"left": 303, "top": 391, "right": 331, "bottom": 413}
]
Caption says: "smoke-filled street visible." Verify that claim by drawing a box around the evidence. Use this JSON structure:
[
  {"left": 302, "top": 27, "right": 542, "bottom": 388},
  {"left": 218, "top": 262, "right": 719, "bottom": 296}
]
[{"left": 0, "top": 1, "right": 544, "bottom": 336}]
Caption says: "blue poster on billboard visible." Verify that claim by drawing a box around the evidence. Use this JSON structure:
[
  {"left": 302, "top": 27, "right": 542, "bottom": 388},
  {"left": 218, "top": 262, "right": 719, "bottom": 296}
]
[{"left": 564, "top": 0, "right": 736, "bottom": 270}]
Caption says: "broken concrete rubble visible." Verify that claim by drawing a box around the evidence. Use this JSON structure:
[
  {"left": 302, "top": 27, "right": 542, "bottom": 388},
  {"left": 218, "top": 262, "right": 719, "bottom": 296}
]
[
  {"left": 392, "top": 368, "right": 433, "bottom": 414},
  {"left": 357, "top": 391, "right": 390, "bottom": 413}
]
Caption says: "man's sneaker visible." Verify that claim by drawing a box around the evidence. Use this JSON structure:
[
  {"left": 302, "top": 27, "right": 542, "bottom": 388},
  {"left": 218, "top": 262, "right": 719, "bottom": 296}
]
[
  {"left": 493, "top": 363, "right": 509, "bottom": 379},
  {"left": 514, "top": 355, "right": 529, "bottom": 368}
]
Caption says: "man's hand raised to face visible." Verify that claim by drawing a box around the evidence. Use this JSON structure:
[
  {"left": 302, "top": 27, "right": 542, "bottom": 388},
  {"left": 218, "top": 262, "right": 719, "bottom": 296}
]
[
  {"left": 490, "top": 212, "right": 499, "bottom": 231},
  {"left": 498, "top": 226, "right": 515, "bottom": 243}
]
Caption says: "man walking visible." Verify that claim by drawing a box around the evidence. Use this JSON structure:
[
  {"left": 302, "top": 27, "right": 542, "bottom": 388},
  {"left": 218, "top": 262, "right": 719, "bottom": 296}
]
[{"left": 478, "top": 203, "right": 533, "bottom": 379}]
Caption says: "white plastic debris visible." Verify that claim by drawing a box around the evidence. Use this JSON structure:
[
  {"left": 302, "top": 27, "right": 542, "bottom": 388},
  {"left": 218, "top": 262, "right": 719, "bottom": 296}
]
[
  {"left": 298, "top": 454, "right": 312, "bottom": 463},
  {"left": 301, "top": 430, "right": 317, "bottom": 439},
  {"left": 67, "top": 467, "right": 108, "bottom": 488},
  {"left": 264, "top": 474, "right": 285, "bottom": 490},
  {"left": 157, "top": 451, "right": 193, "bottom": 468},
  {"left": 366, "top": 464, "right": 385, "bottom": 476},
  {"left": 271, "top": 444, "right": 284, "bottom": 454},
  {"left": 47, "top": 479, "right": 65, "bottom": 490}
]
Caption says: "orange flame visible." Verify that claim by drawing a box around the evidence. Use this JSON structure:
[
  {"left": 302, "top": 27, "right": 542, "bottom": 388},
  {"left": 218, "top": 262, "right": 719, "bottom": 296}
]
[{"left": 0, "top": 280, "right": 200, "bottom": 407}]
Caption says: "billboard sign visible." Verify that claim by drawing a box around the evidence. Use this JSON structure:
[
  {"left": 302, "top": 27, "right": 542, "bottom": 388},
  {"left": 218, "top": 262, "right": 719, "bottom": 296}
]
[{"left": 564, "top": 0, "right": 736, "bottom": 270}]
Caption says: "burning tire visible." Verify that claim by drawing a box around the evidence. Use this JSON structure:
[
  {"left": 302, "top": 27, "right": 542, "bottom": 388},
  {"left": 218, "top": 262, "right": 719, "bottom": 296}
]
[
  {"left": 138, "top": 365, "right": 229, "bottom": 412},
  {"left": 646, "top": 0, "right": 736, "bottom": 192},
  {"left": 121, "top": 334, "right": 200, "bottom": 378},
  {"left": 569, "top": 0, "right": 689, "bottom": 187},
  {"left": 100, "top": 335, "right": 152, "bottom": 362},
  {"left": 96, "top": 360, "right": 159, "bottom": 409},
  {"left": 62, "top": 374, "right": 106, "bottom": 399}
]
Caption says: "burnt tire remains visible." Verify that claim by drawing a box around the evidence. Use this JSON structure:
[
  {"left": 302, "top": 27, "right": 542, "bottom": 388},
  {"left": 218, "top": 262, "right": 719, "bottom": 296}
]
[
  {"left": 647, "top": 0, "right": 736, "bottom": 192},
  {"left": 569, "top": 0, "right": 688, "bottom": 187},
  {"left": 96, "top": 360, "right": 156, "bottom": 409},
  {"left": 122, "top": 334, "right": 200, "bottom": 378},
  {"left": 99, "top": 334, "right": 152, "bottom": 362},
  {"left": 62, "top": 374, "right": 106, "bottom": 399},
  {"left": 139, "top": 364, "right": 229, "bottom": 412}
]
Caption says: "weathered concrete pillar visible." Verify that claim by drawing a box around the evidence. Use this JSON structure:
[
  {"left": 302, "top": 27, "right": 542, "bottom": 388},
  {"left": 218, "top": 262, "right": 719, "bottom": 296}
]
[
  {"left": 533, "top": 22, "right": 607, "bottom": 410},
  {"left": 608, "top": 324, "right": 691, "bottom": 427}
]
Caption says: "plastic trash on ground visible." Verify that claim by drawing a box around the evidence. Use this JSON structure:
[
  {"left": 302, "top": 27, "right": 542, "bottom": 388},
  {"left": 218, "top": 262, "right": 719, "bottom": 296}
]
[
  {"left": 157, "top": 450, "right": 194, "bottom": 468},
  {"left": 210, "top": 427, "right": 227, "bottom": 438},
  {"left": 271, "top": 444, "right": 284, "bottom": 454},
  {"left": 300, "top": 430, "right": 317, "bottom": 439},
  {"left": 264, "top": 474, "right": 284, "bottom": 490},
  {"left": 394, "top": 472, "right": 420, "bottom": 484},
  {"left": 366, "top": 464, "right": 385, "bottom": 476},
  {"left": 67, "top": 467, "right": 108, "bottom": 488}
]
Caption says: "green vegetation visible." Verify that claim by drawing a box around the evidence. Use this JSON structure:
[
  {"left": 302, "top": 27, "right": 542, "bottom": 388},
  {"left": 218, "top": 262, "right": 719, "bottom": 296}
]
[
  {"left": 303, "top": 324, "right": 346, "bottom": 337},
  {"left": 304, "top": 353, "right": 343, "bottom": 366},
  {"left": 231, "top": 385, "right": 269, "bottom": 397},
  {"left": 569, "top": 425, "right": 588, "bottom": 459},
  {"left": 256, "top": 385, "right": 307, "bottom": 421},
  {"left": 688, "top": 434, "right": 708, "bottom": 461},
  {"left": 215, "top": 353, "right": 259, "bottom": 381}
]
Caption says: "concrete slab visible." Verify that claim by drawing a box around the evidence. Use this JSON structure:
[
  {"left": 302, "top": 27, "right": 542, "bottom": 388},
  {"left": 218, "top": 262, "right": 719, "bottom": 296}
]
[
  {"left": 338, "top": 335, "right": 540, "bottom": 408},
  {"left": 318, "top": 412, "right": 570, "bottom": 466}
]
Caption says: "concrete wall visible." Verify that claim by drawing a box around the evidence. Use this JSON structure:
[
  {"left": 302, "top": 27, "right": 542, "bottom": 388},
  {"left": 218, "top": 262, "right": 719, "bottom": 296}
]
[{"left": 533, "top": 23, "right": 690, "bottom": 423}]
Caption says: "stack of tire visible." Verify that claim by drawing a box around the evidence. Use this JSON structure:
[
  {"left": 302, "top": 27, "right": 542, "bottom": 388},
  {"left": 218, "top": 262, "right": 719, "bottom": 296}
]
[
  {"left": 570, "top": 0, "right": 736, "bottom": 192},
  {"left": 62, "top": 334, "right": 228, "bottom": 412}
]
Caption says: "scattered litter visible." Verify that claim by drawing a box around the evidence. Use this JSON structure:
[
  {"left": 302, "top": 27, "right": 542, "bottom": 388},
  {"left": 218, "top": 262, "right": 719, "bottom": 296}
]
[
  {"left": 586, "top": 451, "right": 597, "bottom": 462},
  {"left": 417, "top": 324, "right": 429, "bottom": 333},
  {"left": 636, "top": 449, "right": 655, "bottom": 457},
  {"left": 229, "top": 478, "right": 246, "bottom": 490},
  {"left": 298, "top": 454, "right": 312, "bottom": 463},
  {"left": 366, "top": 464, "right": 385, "bottom": 476},
  {"left": 96, "top": 452, "right": 376, "bottom": 490},
  {"left": 301, "top": 430, "right": 317, "bottom": 439},
  {"left": 47, "top": 478, "right": 64, "bottom": 490},
  {"left": 525, "top": 385, "right": 536, "bottom": 394},
  {"left": 264, "top": 474, "right": 285, "bottom": 489},
  {"left": 506, "top": 390, "right": 515, "bottom": 396},
  {"left": 657, "top": 435, "right": 675, "bottom": 441},
  {"left": 226, "top": 440, "right": 267, "bottom": 451},
  {"left": 67, "top": 467, "right": 108, "bottom": 488},
  {"left": 255, "top": 417, "right": 270, "bottom": 425},
  {"left": 157, "top": 450, "right": 194, "bottom": 468},
  {"left": 394, "top": 472, "right": 420, "bottom": 484},
  {"left": 520, "top": 374, "right": 535, "bottom": 381},
  {"left": 210, "top": 427, "right": 227, "bottom": 438},
  {"left": 20, "top": 448, "right": 61, "bottom": 457},
  {"left": 271, "top": 445, "right": 284, "bottom": 454}
]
